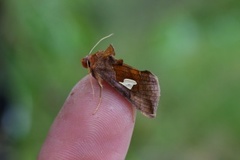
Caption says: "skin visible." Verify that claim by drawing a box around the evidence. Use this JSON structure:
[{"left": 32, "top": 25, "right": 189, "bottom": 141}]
[{"left": 38, "top": 75, "right": 136, "bottom": 160}]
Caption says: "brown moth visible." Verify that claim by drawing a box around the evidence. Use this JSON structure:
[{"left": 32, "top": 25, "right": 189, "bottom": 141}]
[{"left": 81, "top": 43, "right": 160, "bottom": 118}]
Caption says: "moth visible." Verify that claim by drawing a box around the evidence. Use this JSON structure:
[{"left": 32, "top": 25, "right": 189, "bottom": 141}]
[{"left": 81, "top": 43, "right": 160, "bottom": 118}]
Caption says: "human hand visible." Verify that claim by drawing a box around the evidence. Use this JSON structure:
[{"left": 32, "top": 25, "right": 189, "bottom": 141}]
[{"left": 38, "top": 75, "right": 135, "bottom": 160}]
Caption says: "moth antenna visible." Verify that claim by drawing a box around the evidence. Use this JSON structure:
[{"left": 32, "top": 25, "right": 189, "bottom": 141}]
[
  {"left": 87, "top": 33, "right": 114, "bottom": 69},
  {"left": 88, "top": 33, "right": 114, "bottom": 55}
]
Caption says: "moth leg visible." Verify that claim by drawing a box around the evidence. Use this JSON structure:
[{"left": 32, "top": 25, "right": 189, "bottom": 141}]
[
  {"left": 87, "top": 68, "right": 95, "bottom": 97},
  {"left": 92, "top": 79, "right": 103, "bottom": 115},
  {"left": 130, "top": 105, "right": 136, "bottom": 122}
]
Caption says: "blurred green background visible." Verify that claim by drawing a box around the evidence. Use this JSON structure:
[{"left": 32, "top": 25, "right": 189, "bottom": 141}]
[{"left": 1, "top": 0, "right": 240, "bottom": 159}]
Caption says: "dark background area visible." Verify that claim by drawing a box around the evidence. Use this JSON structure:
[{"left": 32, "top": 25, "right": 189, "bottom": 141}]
[{"left": 0, "top": 0, "right": 240, "bottom": 159}]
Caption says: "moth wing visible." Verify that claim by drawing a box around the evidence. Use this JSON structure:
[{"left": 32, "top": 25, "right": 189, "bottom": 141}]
[
  {"left": 98, "top": 64, "right": 160, "bottom": 118},
  {"left": 114, "top": 65, "right": 160, "bottom": 118}
]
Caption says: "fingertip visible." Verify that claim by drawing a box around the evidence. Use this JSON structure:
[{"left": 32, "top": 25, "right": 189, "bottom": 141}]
[{"left": 38, "top": 75, "right": 135, "bottom": 160}]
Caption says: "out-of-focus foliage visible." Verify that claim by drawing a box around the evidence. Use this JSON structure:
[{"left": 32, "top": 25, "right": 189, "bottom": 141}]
[{"left": 1, "top": 0, "right": 240, "bottom": 159}]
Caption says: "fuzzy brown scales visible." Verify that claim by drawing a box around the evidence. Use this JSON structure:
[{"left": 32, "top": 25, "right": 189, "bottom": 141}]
[{"left": 82, "top": 44, "right": 160, "bottom": 118}]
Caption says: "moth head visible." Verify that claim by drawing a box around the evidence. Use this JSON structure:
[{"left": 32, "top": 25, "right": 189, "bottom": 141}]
[
  {"left": 82, "top": 33, "right": 113, "bottom": 69},
  {"left": 81, "top": 56, "right": 90, "bottom": 68}
]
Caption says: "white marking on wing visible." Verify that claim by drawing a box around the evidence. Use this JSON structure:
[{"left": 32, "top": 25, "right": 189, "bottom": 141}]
[{"left": 119, "top": 78, "right": 137, "bottom": 90}]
